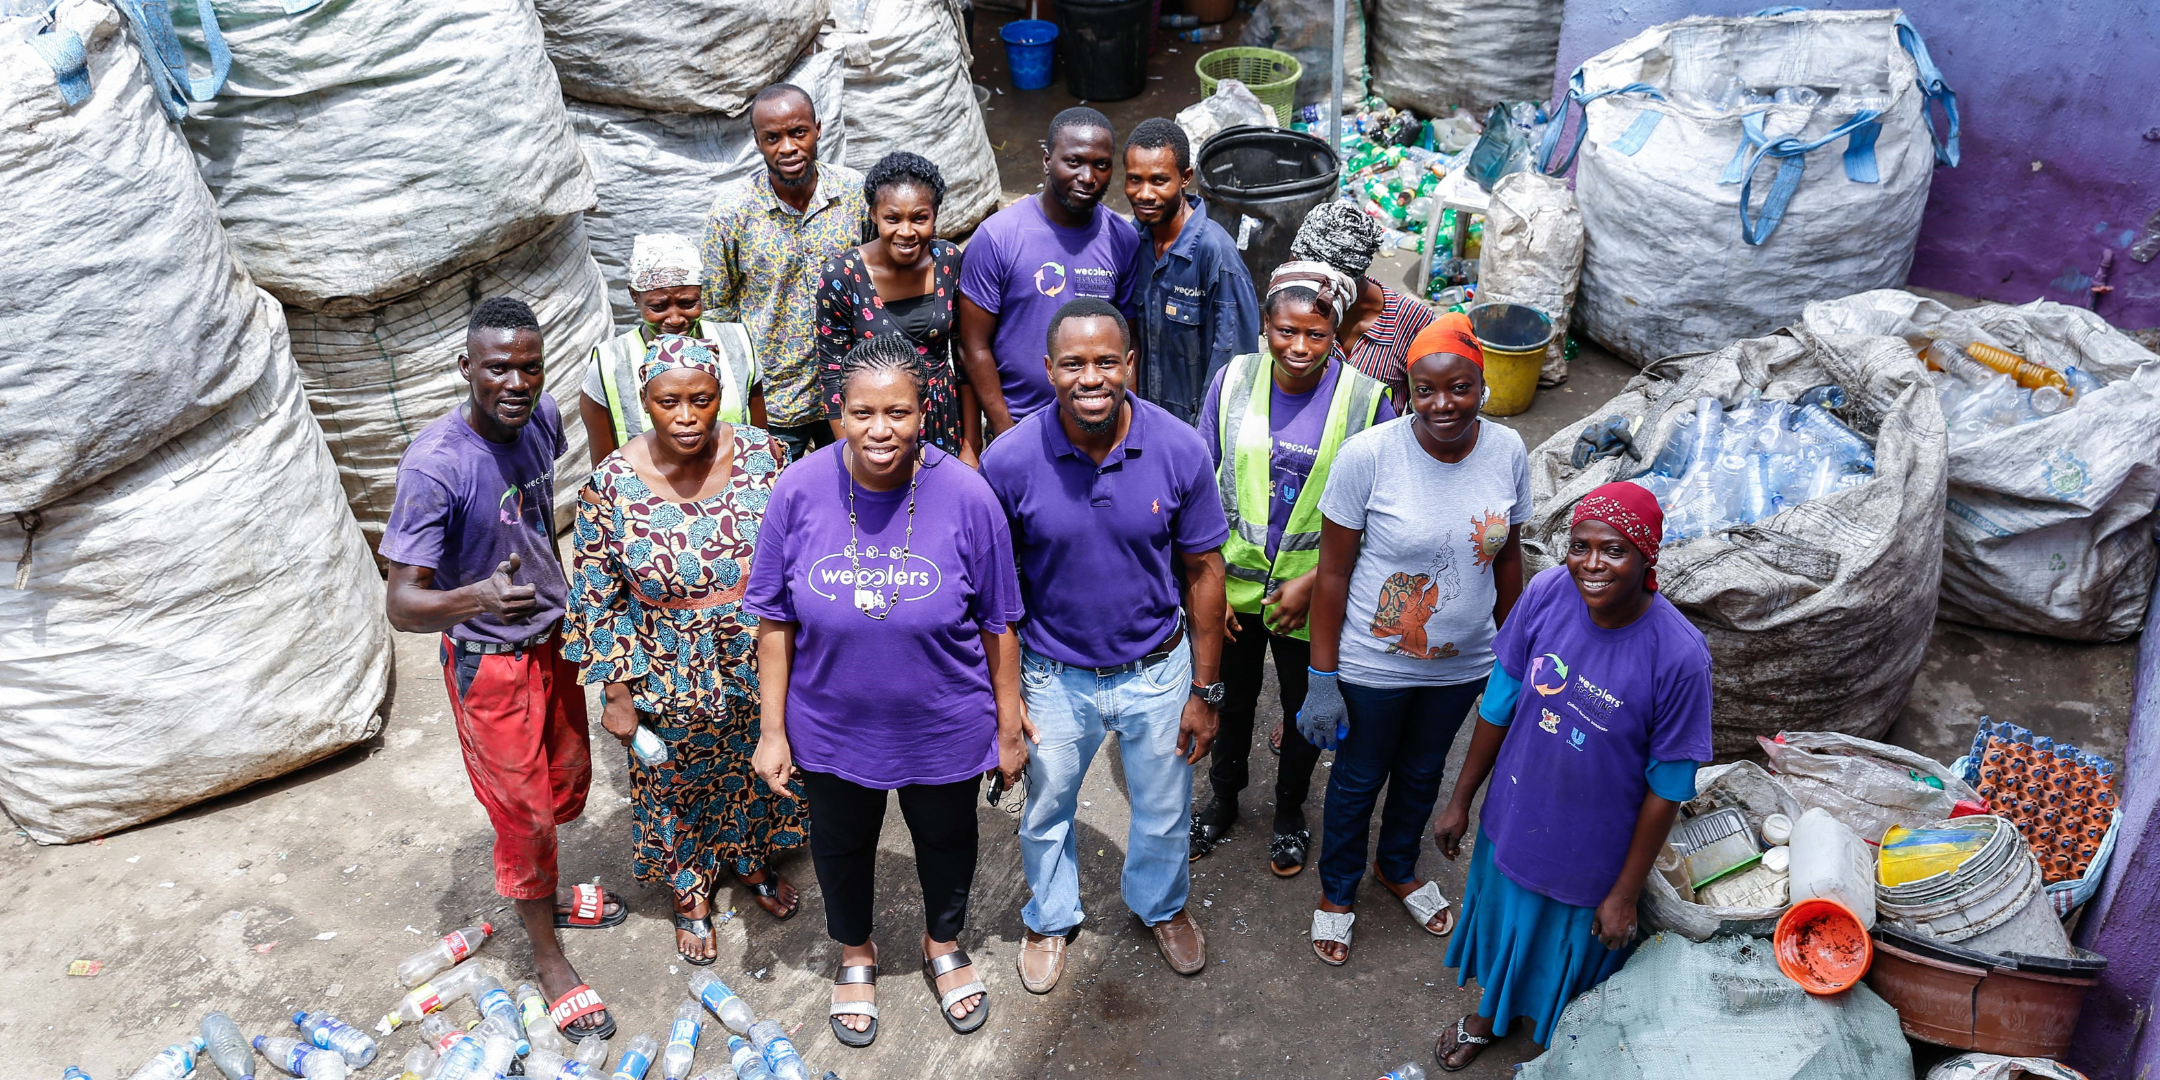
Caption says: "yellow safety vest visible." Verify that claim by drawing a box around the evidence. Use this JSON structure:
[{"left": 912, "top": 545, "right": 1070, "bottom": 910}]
[
  {"left": 1216, "top": 351, "right": 1386, "bottom": 640},
  {"left": 594, "top": 319, "right": 759, "bottom": 444}
]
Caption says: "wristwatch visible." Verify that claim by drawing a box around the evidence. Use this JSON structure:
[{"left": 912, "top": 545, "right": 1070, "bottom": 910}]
[{"left": 1190, "top": 680, "right": 1227, "bottom": 706}]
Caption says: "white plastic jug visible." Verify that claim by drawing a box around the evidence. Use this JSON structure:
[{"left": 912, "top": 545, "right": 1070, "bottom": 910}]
[{"left": 1788, "top": 808, "right": 1877, "bottom": 929}]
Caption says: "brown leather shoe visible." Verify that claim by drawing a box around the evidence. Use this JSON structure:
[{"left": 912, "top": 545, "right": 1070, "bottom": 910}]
[
  {"left": 1151, "top": 909, "right": 1207, "bottom": 975},
  {"left": 1017, "top": 929, "right": 1067, "bottom": 994}
]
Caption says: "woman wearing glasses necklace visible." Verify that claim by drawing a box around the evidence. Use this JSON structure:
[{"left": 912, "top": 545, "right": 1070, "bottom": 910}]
[{"left": 746, "top": 334, "right": 1030, "bottom": 1050}]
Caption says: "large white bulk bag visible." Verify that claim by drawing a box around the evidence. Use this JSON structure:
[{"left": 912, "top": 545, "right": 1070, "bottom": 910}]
[
  {"left": 1370, "top": 0, "right": 1560, "bottom": 116},
  {"left": 0, "top": 0, "right": 270, "bottom": 513},
  {"left": 284, "top": 216, "right": 614, "bottom": 545},
  {"left": 1804, "top": 290, "right": 2160, "bottom": 641},
  {"left": 175, "top": 0, "right": 595, "bottom": 313},
  {"left": 574, "top": 49, "right": 849, "bottom": 328},
  {"left": 832, "top": 0, "right": 998, "bottom": 235},
  {"left": 1522, "top": 327, "right": 1947, "bottom": 758},
  {"left": 1547, "top": 9, "right": 1959, "bottom": 365},
  {"left": 0, "top": 326, "right": 392, "bottom": 844},
  {"left": 534, "top": 0, "right": 829, "bottom": 115}
]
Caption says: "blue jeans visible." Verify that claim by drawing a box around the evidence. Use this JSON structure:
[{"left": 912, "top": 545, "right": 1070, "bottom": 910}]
[
  {"left": 1318, "top": 678, "right": 1481, "bottom": 906},
  {"left": 1019, "top": 643, "right": 1195, "bottom": 934}
]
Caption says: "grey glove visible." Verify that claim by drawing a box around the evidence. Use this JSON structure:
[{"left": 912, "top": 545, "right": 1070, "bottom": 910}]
[{"left": 1296, "top": 668, "right": 1348, "bottom": 750}]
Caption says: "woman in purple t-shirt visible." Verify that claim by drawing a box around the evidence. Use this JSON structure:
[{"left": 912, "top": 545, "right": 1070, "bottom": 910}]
[
  {"left": 1429, "top": 482, "right": 1712, "bottom": 1071},
  {"left": 746, "top": 335, "right": 1029, "bottom": 1049}
]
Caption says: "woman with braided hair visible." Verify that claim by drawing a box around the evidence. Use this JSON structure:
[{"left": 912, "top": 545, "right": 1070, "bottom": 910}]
[
  {"left": 747, "top": 334, "right": 1028, "bottom": 1047},
  {"left": 1289, "top": 199, "right": 1438, "bottom": 407}
]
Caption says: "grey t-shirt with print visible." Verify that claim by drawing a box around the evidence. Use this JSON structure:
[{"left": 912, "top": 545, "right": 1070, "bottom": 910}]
[{"left": 1318, "top": 416, "right": 1533, "bottom": 689}]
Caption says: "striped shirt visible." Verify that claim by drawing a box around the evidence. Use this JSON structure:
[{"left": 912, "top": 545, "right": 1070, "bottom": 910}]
[{"left": 1340, "top": 283, "right": 1437, "bottom": 406}]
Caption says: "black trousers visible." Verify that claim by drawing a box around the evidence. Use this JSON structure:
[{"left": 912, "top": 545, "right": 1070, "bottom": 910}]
[
  {"left": 1206, "top": 623, "right": 1321, "bottom": 831},
  {"left": 799, "top": 769, "right": 981, "bottom": 947}
]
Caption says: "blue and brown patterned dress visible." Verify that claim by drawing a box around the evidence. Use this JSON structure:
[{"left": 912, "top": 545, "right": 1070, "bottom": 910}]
[{"left": 563, "top": 425, "right": 807, "bottom": 905}]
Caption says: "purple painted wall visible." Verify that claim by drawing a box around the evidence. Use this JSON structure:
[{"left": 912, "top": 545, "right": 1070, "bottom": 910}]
[
  {"left": 2069, "top": 569, "right": 2160, "bottom": 1080},
  {"left": 1552, "top": 1, "right": 2160, "bottom": 330}
]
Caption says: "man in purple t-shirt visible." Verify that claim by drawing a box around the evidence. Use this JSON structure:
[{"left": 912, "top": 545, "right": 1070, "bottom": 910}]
[
  {"left": 979, "top": 297, "right": 1230, "bottom": 993},
  {"left": 379, "top": 297, "right": 616, "bottom": 1041},
  {"left": 958, "top": 107, "right": 1141, "bottom": 434}
]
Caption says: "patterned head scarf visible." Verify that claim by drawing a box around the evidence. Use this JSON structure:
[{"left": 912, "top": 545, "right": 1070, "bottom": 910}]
[
  {"left": 639, "top": 334, "right": 724, "bottom": 389},
  {"left": 1407, "top": 311, "right": 1485, "bottom": 369},
  {"left": 1289, "top": 199, "right": 1384, "bottom": 279},
  {"left": 1267, "top": 261, "right": 1358, "bottom": 326},
  {"left": 628, "top": 233, "right": 702, "bottom": 292},
  {"left": 1571, "top": 481, "right": 1665, "bottom": 592}
]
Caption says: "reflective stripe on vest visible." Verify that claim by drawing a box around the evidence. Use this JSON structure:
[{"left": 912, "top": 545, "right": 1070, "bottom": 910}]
[
  {"left": 597, "top": 319, "right": 757, "bottom": 443},
  {"left": 1214, "top": 352, "right": 1384, "bottom": 639}
]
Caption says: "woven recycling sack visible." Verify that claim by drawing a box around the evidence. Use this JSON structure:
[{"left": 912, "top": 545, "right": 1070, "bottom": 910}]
[
  {"left": 534, "top": 0, "right": 827, "bottom": 115},
  {"left": 1522, "top": 327, "right": 1947, "bottom": 757},
  {"left": 285, "top": 216, "right": 613, "bottom": 544},
  {"left": 1543, "top": 8, "right": 1958, "bottom": 365},
  {"left": 1803, "top": 290, "right": 2160, "bottom": 641},
  {"left": 1370, "top": 0, "right": 1560, "bottom": 117},
  {"left": 1475, "top": 171, "right": 1584, "bottom": 386},
  {"left": 1239, "top": 0, "right": 1365, "bottom": 107},
  {"left": 176, "top": 0, "right": 594, "bottom": 313},
  {"left": 0, "top": 0, "right": 272, "bottom": 513},
  {"left": 832, "top": 0, "right": 997, "bottom": 235},
  {"left": 0, "top": 340, "right": 391, "bottom": 844}
]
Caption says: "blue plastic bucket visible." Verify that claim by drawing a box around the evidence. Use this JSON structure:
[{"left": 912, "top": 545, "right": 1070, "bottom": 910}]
[{"left": 1001, "top": 20, "right": 1057, "bottom": 91}]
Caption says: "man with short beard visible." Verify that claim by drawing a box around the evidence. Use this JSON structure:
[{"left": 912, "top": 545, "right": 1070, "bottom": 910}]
[
  {"left": 978, "top": 297, "right": 1230, "bottom": 994},
  {"left": 1123, "top": 117, "right": 1259, "bottom": 426},
  {"left": 959, "top": 108, "right": 1142, "bottom": 434},
  {"left": 700, "top": 83, "right": 867, "bottom": 464}
]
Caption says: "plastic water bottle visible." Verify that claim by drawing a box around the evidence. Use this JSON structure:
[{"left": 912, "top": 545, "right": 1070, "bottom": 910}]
[
  {"left": 632, "top": 725, "right": 670, "bottom": 765},
  {"left": 127, "top": 1042, "right": 204, "bottom": 1080},
  {"left": 611, "top": 1034, "right": 659, "bottom": 1080},
  {"left": 1159, "top": 12, "right": 1198, "bottom": 25},
  {"left": 1378, "top": 1064, "right": 1428, "bottom": 1080},
  {"left": 525, "top": 1049, "right": 598, "bottom": 1080},
  {"left": 470, "top": 975, "right": 530, "bottom": 1055},
  {"left": 396, "top": 1046, "right": 436, "bottom": 1080},
  {"left": 64, "top": 1069, "right": 93, "bottom": 1080},
  {"left": 574, "top": 1035, "right": 612, "bottom": 1071},
  {"left": 1176, "top": 25, "right": 1222, "bottom": 41},
  {"left": 748, "top": 1021, "right": 807, "bottom": 1080},
  {"left": 724, "top": 1038, "right": 773, "bottom": 1080},
  {"left": 2064, "top": 365, "right": 2103, "bottom": 397},
  {"left": 380, "top": 962, "right": 489, "bottom": 1033},
  {"left": 427, "top": 1034, "right": 488, "bottom": 1080},
  {"left": 201, "top": 1012, "right": 255, "bottom": 1080},
  {"left": 477, "top": 1036, "right": 517, "bottom": 1080},
  {"left": 662, "top": 1000, "right": 704, "bottom": 1080},
  {"left": 252, "top": 1037, "right": 349, "bottom": 1080},
  {"left": 397, "top": 923, "right": 494, "bottom": 987},
  {"left": 688, "top": 971, "right": 756, "bottom": 1035},
  {"left": 294, "top": 1012, "right": 378, "bottom": 1068},
  {"left": 419, "top": 1016, "right": 471, "bottom": 1057},
  {"left": 475, "top": 1014, "right": 527, "bottom": 1058}
]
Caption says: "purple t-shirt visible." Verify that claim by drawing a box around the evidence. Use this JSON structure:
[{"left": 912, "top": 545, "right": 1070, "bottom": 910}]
[
  {"left": 744, "top": 443, "right": 1023, "bottom": 789},
  {"left": 379, "top": 396, "right": 570, "bottom": 646},
  {"left": 958, "top": 195, "right": 1141, "bottom": 421},
  {"left": 1480, "top": 567, "right": 1714, "bottom": 908},
  {"left": 979, "top": 394, "right": 1230, "bottom": 669},
  {"left": 1198, "top": 360, "right": 1395, "bottom": 561}
]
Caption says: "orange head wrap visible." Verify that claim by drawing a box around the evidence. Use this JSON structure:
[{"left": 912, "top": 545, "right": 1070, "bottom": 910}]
[{"left": 1406, "top": 311, "right": 1484, "bottom": 371}]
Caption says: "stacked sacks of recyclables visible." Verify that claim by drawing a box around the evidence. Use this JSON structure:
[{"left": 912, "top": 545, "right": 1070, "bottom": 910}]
[
  {"left": 172, "top": 0, "right": 609, "bottom": 543},
  {"left": 0, "top": 0, "right": 389, "bottom": 842},
  {"left": 829, "top": 0, "right": 999, "bottom": 236}
]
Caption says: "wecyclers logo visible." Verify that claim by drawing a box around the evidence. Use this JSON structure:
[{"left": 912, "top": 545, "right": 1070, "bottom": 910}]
[{"left": 809, "top": 547, "right": 942, "bottom": 613}]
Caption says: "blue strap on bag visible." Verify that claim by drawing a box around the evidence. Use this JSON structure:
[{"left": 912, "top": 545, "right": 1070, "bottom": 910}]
[
  {"left": 1536, "top": 70, "right": 1668, "bottom": 175},
  {"left": 105, "top": 0, "right": 230, "bottom": 119},
  {"left": 27, "top": 25, "right": 92, "bottom": 106}
]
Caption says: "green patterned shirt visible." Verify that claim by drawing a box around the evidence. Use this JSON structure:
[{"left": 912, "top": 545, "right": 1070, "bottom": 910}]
[{"left": 699, "top": 163, "right": 867, "bottom": 426}]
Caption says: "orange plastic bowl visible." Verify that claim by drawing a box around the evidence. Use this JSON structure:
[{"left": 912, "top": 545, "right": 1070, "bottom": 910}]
[{"left": 1775, "top": 898, "right": 1874, "bottom": 994}]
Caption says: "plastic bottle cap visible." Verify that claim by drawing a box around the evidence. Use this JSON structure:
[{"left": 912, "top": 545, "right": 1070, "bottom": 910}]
[
  {"left": 1761, "top": 813, "right": 1793, "bottom": 846},
  {"left": 1762, "top": 845, "right": 1791, "bottom": 874}
]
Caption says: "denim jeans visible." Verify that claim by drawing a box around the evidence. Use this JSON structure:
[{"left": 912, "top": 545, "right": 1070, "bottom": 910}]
[
  {"left": 1317, "top": 678, "right": 1482, "bottom": 906},
  {"left": 1019, "top": 642, "right": 1194, "bottom": 934}
]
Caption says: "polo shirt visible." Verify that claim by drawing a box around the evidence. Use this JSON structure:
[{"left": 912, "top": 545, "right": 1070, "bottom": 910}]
[
  {"left": 1129, "top": 195, "right": 1261, "bottom": 426},
  {"left": 979, "top": 393, "right": 1230, "bottom": 668}
]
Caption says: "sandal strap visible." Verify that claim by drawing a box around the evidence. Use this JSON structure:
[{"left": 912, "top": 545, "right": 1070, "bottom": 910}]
[
  {"left": 747, "top": 875, "right": 780, "bottom": 898},
  {"left": 1455, "top": 1017, "right": 1494, "bottom": 1046},
  {"left": 1403, "top": 880, "right": 1451, "bottom": 926},
  {"left": 1310, "top": 909, "right": 1355, "bottom": 945},
  {"left": 572, "top": 882, "right": 605, "bottom": 923},
  {"left": 1269, "top": 830, "right": 1310, "bottom": 856},
  {"left": 829, "top": 1000, "right": 879, "bottom": 1020},
  {"left": 924, "top": 948, "right": 974, "bottom": 980},
  {"left": 835, "top": 964, "right": 879, "bottom": 986},
  {"left": 548, "top": 984, "right": 607, "bottom": 1030},
  {"left": 937, "top": 979, "right": 988, "bottom": 1012},
  {"left": 672, "top": 914, "right": 713, "bottom": 940}
]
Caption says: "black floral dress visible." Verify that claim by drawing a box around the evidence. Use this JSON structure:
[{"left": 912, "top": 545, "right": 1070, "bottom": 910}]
[
  {"left": 561, "top": 425, "right": 808, "bottom": 904},
  {"left": 815, "top": 240, "right": 965, "bottom": 454}
]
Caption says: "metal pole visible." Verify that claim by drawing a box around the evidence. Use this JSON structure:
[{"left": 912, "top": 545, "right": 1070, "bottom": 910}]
[{"left": 1328, "top": 0, "right": 1345, "bottom": 160}]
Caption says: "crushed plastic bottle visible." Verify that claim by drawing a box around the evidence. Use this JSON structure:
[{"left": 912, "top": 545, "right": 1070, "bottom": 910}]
[
  {"left": 1636, "top": 393, "right": 1876, "bottom": 541},
  {"left": 397, "top": 923, "right": 493, "bottom": 987},
  {"left": 127, "top": 1042, "right": 205, "bottom": 1080},
  {"left": 1378, "top": 1065, "right": 1428, "bottom": 1080},
  {"left": 662, "top": 1000, "right": 704, "bottom": 1080},
  {"left": 519, "top": 982, "right": 571, "bottom": 1055},
  {"left": 688, "top": 971, "right": 756, "bottom": 1035},
  {"left": 610, "top": 1034, "right": 659, "bottom": 1080},
  {"left": 419, "top": 1016, "right": 472, "bottom": 1057},
  {"left": 471, "top": 975, "right": 530, "bottom": 1056},
  {"left": 476, "top": 1036, "right": 517, "bottom": 1080},
  {"left": 1176, "top": 25, "right": 1222, "bottom": 41},
  {"left": 397, "top": 1046, "right": 436, "bottom": 1080},
  {"left": 252, "top": 1037, "right": 348, "bottom": 1080},
  {"left": 201, "top": 1012, "right": 255, "bottom": 1080},
  {"left": 574, "top": 1035, "right": 612, "bottom": 1071},
  {"left": 380, "top": 962, "right": 489, "bottom": 1034},
  {"left": 2065, "top": 365, "right": 2104, "bottom": 397},
  {"left": 631, "top": 725, "right": 670, "bottom": 766},
  {"left": 748, "top": 1021, "right": 808, "bottom": 1080},
  {"left": 294, "top": 1011, "right": 378, "bottom": 1068},
  {"left": 426, "top": 1033, "right": 488, "bottom": 1080},
  {"left": 724, "top": 1037, "right": 773, "bottom": 1080},
  {"left": 526, "top": 1049, "right": 596, "bottom": 1080}
]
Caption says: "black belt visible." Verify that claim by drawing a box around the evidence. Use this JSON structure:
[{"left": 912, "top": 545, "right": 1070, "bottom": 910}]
[
  {"left": 451, "top": 626, "right": 553, "bottom": 655},
  {"left": 1074, "top": 616, "right": 1186, "bottom": 677}
]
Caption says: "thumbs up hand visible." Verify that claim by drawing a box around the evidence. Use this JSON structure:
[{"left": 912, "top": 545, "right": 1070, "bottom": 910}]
[{"left": 474, "top": 552, "right": 539, "bottom": 620}]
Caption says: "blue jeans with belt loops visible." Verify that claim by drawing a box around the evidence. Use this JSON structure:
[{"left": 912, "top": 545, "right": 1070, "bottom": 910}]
[
  {"left": 1318, "top": 677, "right": 1482, "bottom": 907},
  {"left": 1019, "top": 642, "right": 1195, "bottom": 935}
]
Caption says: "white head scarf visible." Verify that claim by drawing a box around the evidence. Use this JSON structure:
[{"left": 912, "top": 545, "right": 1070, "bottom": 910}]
[
  {"left": 628, "top": 233, "right": 703, "bottom": 292},
  {"left": 1266, "top": 261, "right": 1358, "bottom": 326}
]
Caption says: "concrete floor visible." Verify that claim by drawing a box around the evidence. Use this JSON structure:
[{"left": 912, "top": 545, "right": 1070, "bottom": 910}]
[{"left": 2, "top": 20, "right": 2140, "bottom": 1080}]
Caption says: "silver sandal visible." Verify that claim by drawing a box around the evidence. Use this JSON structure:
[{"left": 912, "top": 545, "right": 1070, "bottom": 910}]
[
  {"left": 1437, "top": 1016, "right": 1493, "bottom": 1072},
  {"left": 921, "top": 947, "right": 989, "bottom": 1034},
  {"left": 828, "top": 961, "right": 878, "bottom": 1048}
]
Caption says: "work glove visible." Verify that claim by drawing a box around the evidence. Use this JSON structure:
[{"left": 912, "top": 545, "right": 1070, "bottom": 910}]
[
  {"left": 1296, "top": 668, "right": 1349, "bottom": 750},
  {"left": 1570, "top": 414, "right": 1642, "bottom": 469}
]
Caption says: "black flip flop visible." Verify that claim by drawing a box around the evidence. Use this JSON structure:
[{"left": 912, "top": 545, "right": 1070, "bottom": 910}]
[
  {"left": 553, "top": 882, "right": 628, "bottom": 929},
  {"left": 828, "top": 961, "right": 879, "bottom": 1048},
  {"left": 673, "top": 912, "right": 715, "bottom": 966},
  {"left": 744, "top": 871, "right": 799, "bottom": 921}
]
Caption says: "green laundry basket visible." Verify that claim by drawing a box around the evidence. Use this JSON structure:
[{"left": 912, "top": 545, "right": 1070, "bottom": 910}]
[{"left": 1195, "top": 47, "right": 1302, "bottom": 127}]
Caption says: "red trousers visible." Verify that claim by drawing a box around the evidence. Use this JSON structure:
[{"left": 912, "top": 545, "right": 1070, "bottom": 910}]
[{"left": 441, "top": 633, "right": 591, "bottom": 900}]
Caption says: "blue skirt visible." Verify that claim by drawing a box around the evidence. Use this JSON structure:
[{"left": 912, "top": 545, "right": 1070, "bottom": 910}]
[{"left": 1442, "top": 829, "right": 1634, "bottom": 1043}]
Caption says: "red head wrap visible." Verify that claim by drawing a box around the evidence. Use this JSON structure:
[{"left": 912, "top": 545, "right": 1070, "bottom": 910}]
[
  {"left": 1406, "top": 311, "right": 1484, "bottom": 370},
  {"left": 1571, "top": 481, "right": 1665, "bottom": 592}
]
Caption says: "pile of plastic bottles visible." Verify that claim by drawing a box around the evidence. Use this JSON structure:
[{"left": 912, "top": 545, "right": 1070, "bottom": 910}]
[
  {"left": 1914, "top": 336, "right": 2104, "bottom": 447},
  {"left": 1630, "top": 391, "right": 1877, "bottom": 543},
  {"left": 1289, "top": 96, "right": 1487, "bottom": 259},
  {"left": 1665, "top": 76, "right": 1890, "bottom": 120},
  {"left": 76, "top": 922, "right": 832, "bottom": 1080}
]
